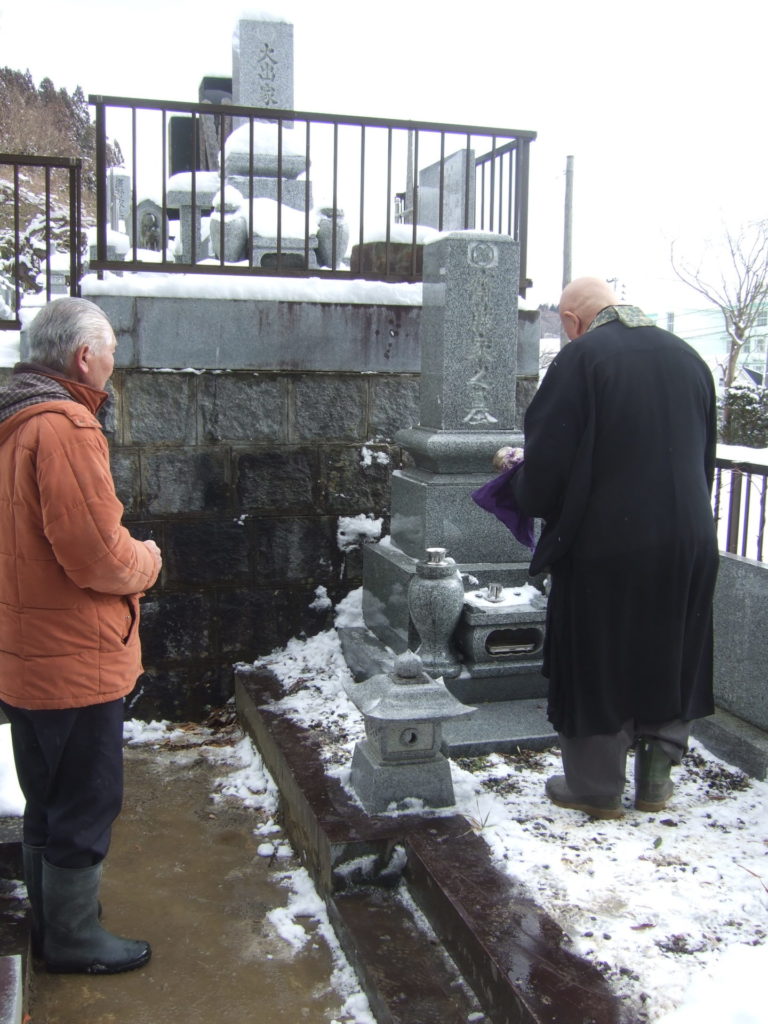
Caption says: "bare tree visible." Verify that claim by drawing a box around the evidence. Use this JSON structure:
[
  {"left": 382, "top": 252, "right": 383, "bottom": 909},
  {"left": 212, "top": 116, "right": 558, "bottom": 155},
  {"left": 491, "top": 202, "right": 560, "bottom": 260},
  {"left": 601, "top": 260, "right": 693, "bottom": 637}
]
[{"left": 671, "top": 220, "right": 768, "bottom": 390}]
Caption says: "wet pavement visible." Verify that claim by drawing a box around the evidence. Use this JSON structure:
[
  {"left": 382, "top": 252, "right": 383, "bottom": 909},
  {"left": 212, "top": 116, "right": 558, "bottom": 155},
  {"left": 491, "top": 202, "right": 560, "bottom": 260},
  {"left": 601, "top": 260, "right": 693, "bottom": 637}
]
[
  {"left": 20, "top": 671, "right": 628, "bottom": 1024},
  {"left": 28, "top": 739, "right": 357, "bottom": 1024}
]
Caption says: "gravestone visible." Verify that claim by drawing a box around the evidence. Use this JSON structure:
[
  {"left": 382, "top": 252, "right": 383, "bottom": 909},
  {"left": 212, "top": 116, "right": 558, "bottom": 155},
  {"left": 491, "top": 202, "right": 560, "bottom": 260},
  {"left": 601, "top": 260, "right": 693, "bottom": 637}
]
[
  {"left": 417, "top": 149, "right": 476, "bottom": 232},
  {"left": 107, "top": 170, "right": 131, "bottom": 232},
  {"left": 199, "top": 76, "right": 233, "bottom": 172},
  {"left": 362, "top": 231, "right": 546, "bottom": 704},
  {"left": 169, "top": 117, "right": 196, "bottom": 176},
  {"left": 233, "top": 16, "right": 293, "bottom": 124},
  {"left": 167, "top": 15, "right": 314, "bottom": 263}
]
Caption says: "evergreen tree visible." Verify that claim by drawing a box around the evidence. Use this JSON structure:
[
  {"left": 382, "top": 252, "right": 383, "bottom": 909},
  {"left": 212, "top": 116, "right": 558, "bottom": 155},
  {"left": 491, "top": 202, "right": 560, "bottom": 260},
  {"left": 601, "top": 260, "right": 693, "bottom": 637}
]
[{"left": 0, "top": 68, "right": 122, "bottom": 294}]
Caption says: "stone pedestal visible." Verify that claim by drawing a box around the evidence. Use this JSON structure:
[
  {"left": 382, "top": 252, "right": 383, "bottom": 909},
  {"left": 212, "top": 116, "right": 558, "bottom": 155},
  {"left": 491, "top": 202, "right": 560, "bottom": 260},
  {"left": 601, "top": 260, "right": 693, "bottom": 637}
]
[
  {"left": 350, "top": 742, "right": 455, "bottom": 814},
  {"left": 251, "top": 234, "right": 318, "bottom": 269},
  {"left": 316, "top": 209, "right": 349, "bottom": 269},
  {"left": 227, "top": 176, "right": 309, "bottom": 212},
  {"left": 167, "top": 172, "right": 220, "bottom": 262}
]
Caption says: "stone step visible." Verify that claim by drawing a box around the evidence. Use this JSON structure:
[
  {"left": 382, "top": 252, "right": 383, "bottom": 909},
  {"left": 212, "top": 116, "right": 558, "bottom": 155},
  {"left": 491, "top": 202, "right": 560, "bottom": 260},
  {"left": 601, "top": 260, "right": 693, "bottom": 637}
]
[
  {"left": 405, "top": 822, "right": 620, "bottom": 1024},
  {"left": 329, "top": 888, "right": 483, "bottom": 1024},
  {"left": 0, "top": 956, "right": 23, "bottom": 1024},
  {"left": 0, "top": 825, "right": 29, "bottom": 1024}
]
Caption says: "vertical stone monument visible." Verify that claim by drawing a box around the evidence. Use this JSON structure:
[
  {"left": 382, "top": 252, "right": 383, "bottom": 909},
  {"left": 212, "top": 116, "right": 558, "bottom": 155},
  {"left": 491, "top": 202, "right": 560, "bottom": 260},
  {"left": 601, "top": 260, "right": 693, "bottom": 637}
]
[
  {"left": 417, "top": 150, "right": 476, "bottom": 232},
  {"left": 232, "top": 16, "right": 293, "bottom": 123},
  {"left": 107, "top": 170, "right": 131, "bottom": 232},
  {"left": 169, "top": 14, "right": 311, "bottom": 264},
  {"left": 362, "top": 231, "right": 546, "bottom": 703}
]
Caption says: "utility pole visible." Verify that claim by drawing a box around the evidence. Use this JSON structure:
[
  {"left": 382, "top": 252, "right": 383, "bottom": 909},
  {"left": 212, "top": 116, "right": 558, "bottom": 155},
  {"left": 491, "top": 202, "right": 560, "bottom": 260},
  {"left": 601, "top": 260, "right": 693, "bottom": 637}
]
[
  {"left": 405, "top": 130, "right": 414, "bottom": 224},
  {"left": 561, "top": 155, "right": 574, "bottom": 349}
]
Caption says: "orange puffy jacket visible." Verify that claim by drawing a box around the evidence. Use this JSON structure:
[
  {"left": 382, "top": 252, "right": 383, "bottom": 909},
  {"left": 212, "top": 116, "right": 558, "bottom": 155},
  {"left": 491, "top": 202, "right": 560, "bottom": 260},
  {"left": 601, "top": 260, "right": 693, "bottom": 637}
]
[{"left": 0, "top": 374, "right": 160, "bottom": 709}]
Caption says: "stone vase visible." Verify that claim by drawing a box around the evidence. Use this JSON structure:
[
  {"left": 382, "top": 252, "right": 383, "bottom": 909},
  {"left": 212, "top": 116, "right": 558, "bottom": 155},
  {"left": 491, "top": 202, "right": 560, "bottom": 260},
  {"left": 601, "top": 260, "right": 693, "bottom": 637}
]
[
  {"left": 407, "top": 548, "right": 465, "bottom": 679},
  {"left": 316, "top": 208, "right": 349, "bottom": 269}
]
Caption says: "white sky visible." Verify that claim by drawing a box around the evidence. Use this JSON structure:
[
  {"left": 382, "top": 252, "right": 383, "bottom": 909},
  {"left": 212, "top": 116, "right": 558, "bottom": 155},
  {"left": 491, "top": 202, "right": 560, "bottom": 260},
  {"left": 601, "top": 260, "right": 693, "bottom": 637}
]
[{"left": 2, "top": 0, "right": 767, "bottom": 311}]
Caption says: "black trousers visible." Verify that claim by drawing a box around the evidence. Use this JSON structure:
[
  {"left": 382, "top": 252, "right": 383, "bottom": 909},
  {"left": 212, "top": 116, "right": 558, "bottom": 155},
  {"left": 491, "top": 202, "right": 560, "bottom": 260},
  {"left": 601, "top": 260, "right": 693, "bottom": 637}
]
[{"left": 0, "top": 698, "right": 124, "bottom": 868}]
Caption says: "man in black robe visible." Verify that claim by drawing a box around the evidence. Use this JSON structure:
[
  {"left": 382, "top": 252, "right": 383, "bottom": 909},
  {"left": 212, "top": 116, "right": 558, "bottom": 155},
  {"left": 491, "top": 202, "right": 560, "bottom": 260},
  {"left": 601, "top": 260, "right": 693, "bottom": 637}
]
[{"left": 509, "top": 277, "right": 718, "bottom": 818}]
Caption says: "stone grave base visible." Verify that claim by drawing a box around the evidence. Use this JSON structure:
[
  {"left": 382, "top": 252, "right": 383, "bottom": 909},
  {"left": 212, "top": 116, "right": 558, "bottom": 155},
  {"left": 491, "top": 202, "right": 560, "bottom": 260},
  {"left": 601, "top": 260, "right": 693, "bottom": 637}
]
[
  {"left": 349, "top": 740, "right": 455, "bottom": 815},
  {"left": 337, "top": 625, "right": 555, "bottom": 754}
]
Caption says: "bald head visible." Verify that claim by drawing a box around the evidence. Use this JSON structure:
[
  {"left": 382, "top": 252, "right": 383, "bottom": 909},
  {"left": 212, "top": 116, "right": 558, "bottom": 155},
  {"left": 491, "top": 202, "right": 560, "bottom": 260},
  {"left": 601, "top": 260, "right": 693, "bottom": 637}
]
[{"left": 559, "top": 277, "right": 619, "bottom": 341}]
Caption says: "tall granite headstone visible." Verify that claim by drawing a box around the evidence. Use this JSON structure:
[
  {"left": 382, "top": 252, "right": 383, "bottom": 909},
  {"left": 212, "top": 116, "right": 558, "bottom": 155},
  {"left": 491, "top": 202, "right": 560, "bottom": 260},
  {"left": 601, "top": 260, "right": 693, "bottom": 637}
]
[
  {"left": 363, "top": 232, "right": 538, "bottom": 669},
  {"left": 417, "top": 149, "right": 476, "bottom": 232},
  {"left": 232, "top": 16, "right": 293, "bottom": 124}
]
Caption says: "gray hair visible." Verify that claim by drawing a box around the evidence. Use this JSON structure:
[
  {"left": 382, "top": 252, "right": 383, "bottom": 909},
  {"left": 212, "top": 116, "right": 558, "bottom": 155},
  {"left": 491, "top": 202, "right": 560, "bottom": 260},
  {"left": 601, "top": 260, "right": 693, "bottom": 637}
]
[{"left": 27, "top": 297, "right": 113, "bottom": 374}]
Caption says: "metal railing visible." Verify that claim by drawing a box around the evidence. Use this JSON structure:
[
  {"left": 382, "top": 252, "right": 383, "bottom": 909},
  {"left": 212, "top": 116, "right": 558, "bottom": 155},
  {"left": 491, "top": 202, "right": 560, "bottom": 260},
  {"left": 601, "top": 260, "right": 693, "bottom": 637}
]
[
  {"left": 713, "top": 455, "right": 768, "bottom": 562},
  {"left": 0, "top": 153, "right": 83, "bottom": 330},
  {"left": 89, "top": 95, "right": 536, "bottom": 295}
]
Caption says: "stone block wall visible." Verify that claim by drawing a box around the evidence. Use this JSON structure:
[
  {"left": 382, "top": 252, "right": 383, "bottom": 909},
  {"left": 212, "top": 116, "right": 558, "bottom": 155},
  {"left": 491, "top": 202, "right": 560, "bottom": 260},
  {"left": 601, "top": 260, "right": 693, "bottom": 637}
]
[
  {"left": 713, "top": 553, "right": 768, "bottom": 732},
  {"left": 12, "top": 291, "right": 539, "bottom": 720},
  {"left": 108, "top": 365, "right": 421, "bottom": 720}
]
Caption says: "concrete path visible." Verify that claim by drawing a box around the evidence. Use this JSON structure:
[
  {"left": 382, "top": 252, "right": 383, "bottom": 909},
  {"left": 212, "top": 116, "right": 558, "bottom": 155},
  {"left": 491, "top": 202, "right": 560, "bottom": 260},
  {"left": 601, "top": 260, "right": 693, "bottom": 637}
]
[{"left": 28, "top": 741, "right": 358, "bottom": 1024}]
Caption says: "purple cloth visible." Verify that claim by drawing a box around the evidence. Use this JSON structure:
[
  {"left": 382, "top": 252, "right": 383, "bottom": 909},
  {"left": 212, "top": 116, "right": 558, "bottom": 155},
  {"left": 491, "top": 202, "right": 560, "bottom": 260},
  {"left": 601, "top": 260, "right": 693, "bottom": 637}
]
[{"left": 471, "top": 462, "right": 536, "bottom": 550}]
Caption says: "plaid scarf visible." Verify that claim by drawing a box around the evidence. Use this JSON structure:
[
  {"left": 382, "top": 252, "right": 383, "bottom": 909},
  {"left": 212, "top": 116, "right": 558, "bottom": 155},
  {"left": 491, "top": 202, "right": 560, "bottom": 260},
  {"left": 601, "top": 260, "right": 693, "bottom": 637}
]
[{"left": 0, "top": 368, "right": 73, "bottom": 425}]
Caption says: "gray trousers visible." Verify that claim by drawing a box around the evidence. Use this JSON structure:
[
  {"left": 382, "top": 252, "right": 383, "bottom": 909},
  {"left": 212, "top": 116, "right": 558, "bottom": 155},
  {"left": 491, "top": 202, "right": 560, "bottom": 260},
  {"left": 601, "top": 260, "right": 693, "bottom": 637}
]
[{"left": 558, "top": 719, "right": 691, "bottom": 799}]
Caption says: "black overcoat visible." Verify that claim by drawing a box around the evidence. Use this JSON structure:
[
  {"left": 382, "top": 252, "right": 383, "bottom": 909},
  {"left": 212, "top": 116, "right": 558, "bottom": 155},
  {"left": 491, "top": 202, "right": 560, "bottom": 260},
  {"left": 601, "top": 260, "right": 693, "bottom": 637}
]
[{"left": 512, "top": 319, "right": 718, "bottom": 737}]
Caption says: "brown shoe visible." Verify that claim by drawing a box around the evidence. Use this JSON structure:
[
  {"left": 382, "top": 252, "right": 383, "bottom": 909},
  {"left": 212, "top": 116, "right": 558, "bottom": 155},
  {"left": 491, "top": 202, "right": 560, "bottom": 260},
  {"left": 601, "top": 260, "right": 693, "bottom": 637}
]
[{"left": 545, "top": 775, "right": 624, "bottom": 819}]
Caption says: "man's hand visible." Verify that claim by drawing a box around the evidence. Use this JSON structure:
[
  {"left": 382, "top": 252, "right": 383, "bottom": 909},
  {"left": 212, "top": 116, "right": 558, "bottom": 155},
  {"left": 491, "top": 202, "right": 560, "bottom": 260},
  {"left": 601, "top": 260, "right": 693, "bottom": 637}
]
[
  {"left": 143, "top": 539, "right": 162, "bottom": 572},
  {"left": 492, "top": 446, "right": 524, "bottom": 473}
]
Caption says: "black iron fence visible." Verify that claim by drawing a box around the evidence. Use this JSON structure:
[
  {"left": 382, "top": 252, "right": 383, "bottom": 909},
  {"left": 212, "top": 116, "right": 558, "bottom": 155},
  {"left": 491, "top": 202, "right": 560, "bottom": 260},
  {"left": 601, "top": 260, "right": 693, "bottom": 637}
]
[
  {"left": 0, "top": 153, "right": 82, "bottom": 330},
  {"left": 714, "top": 455, "right": 768, "bottom": 563},
  {"left": 89, "top": 95, "right": 535, "bottom": 295}
]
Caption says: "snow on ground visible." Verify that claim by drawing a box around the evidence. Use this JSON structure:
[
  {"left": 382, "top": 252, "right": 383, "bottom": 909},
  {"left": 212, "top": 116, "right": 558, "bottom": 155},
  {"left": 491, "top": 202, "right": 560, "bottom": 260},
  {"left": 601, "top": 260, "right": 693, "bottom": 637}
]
[{"left": 242, "top": 590, "right": 768, "bottom": 1024}]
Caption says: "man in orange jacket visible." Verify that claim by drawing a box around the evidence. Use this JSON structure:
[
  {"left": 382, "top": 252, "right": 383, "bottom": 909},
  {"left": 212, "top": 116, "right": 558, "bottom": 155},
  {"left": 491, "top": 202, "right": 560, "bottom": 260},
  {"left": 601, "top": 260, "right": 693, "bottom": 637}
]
[{"left": 0, "top": 297, "right": 162, "bottom": 974}]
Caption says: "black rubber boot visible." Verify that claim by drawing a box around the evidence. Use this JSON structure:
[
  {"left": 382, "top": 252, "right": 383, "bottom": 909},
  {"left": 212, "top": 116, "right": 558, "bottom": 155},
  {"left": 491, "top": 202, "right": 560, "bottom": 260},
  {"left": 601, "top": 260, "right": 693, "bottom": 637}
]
[
  {"left": 634, "top": 739, "right": 674, "bottom": 812},
  {"left": 22, "top": 844, "right": 45, "bottom": 956},
  {"left": 42, "top": 860, "right": 151, "bottom": 974}
]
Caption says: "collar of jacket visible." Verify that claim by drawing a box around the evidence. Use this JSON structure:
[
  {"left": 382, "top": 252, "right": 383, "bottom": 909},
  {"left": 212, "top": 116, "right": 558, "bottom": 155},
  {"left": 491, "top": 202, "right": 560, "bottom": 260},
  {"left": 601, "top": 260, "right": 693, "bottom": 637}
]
[
  {"left": 586, "top": 305, "right": 656, "bottom": 333},
  {"left": 12, "top": 362, "right": 109, "bottom": 416}
]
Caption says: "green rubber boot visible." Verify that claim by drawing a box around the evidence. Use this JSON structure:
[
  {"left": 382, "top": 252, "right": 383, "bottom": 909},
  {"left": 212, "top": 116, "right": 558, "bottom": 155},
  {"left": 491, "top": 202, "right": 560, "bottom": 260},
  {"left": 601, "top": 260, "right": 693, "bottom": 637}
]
[
  {"left": 42, "top": 860, "right": 150, "bottom": 974},
  {"left": 634, "top": 739, "right": 674, "bottom": 812}
]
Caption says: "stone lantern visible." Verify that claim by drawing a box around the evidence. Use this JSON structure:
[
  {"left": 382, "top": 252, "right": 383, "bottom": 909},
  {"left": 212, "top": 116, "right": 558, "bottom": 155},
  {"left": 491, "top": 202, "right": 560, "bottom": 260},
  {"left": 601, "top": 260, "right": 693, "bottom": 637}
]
[{"left": 349, "top": 651, "right": 474, "bottom": 815}]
